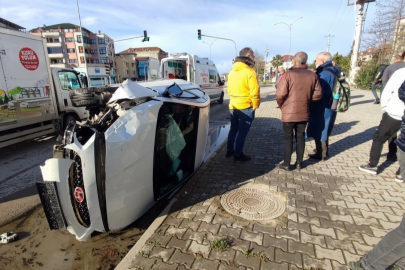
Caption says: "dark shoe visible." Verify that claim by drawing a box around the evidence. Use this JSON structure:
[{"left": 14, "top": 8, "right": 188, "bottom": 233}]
[
  {"left": 234, "top": 153, "right": 251, "bottom": 162},
  {"left": 322, "top": 156, "right": 329, "bottom": 162},
  {"left": 358, "top": 164, "right": 377, "bottom": 175},
  {"left": 396, "top": 168, "right": 403, "bottom": 183},
  {"left": 387, "top": 154, "right": 398, "bottom": 162},
  {"left": 349, "top": 260, "right": 366, "bottom": 270},
  {"left": 226, "top": 150, "right": 234, "bottom": 157},
  {"left": 296, "top": 162, "right": 303, "bottom": 170},
  {"left": 276, "top": 163, "right": 291, "bottom": 171},
  {"left": 373, "top": 99, "right": 380, "bottom": 104},
  {"left": 308, "top": 154, "right": 322, "bottom": 160}
]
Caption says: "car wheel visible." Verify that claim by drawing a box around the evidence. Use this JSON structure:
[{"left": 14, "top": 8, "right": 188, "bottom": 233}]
[
  {"left": 218, "top": 91, "right": 224, "bottom": 104},
  {"left": 64, "top": 114, "right": 76, "bottom": 130}
]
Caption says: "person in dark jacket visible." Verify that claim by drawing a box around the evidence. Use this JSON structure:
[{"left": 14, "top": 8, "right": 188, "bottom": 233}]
[
  {"left": 382, "top": 54, "right": 405, "bottom": 87},
  {"left": 307, "top": 52, "right": 339, "bottom": 161},
  {"left": 349, "top": 80, "right": 405, "bottom": 270},
  {"left": 370, "top": 60, "right": 389, "bottom": 104},
  {"left": 276, "top": 52, "right": 323, "bottom": 171},
  {"left": 275, "top": 67, "right": 285, "bottom": 89}
]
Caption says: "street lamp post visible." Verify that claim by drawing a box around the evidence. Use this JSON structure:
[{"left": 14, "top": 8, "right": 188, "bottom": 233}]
[
  {"left": 274, "top": 17, "right": 303, "bottom": 66},
  {"left": 76, "top": 0, "right": 90, "bottom": 87},
  {"left": 202, "top": 39, "right": 217, "bottom": 60}
]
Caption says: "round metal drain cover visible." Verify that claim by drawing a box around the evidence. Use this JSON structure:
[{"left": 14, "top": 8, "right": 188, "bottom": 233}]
[{"left": 220, "top": 187, "right": 285, "bottom": 221}]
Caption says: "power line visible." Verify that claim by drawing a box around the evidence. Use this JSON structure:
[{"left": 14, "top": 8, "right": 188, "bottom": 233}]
[
  {"left": 331, "top": 6, "right": 351, "bottom": 36},
  {"left": 327, "top": 0, "right": 345, "bottom": 34}
]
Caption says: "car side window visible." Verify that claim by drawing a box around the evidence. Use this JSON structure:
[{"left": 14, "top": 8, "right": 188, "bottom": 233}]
[
  {"left": 189, "top": 65, "right": 195, "bottom": 83},
  {"left": 58, "top": 71, "right": 81, "bottom": 90},
  {"left": 209, "top": 69, "right": 216, "bottom": 84}
]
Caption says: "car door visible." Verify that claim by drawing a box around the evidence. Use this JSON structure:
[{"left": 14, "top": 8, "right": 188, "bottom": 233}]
[{"left": 153, "top": 102, "right": 200, "bottom": 199}]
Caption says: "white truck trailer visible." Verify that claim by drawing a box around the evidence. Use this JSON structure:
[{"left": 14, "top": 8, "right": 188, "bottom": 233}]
[{"left": 0, "top": 28, "right": 88, "bottom": 148}]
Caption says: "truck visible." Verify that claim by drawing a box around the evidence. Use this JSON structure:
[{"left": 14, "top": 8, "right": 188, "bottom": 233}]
[
  {"left": 160, "top": 53, "right": 225, "bottom": 103},
  {"left": 0, "top": 27, "right": 88, "bottom": 148},
  {"left": 136, "top": 57, "right": 160, "bottom": 81}
]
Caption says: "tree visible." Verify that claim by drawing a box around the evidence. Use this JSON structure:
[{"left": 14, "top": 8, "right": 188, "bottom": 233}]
[
  {"left": 3, "top": 94, "right": 9, "bottom": 103},
  {"left": 271, "top": 55, "right": 284, "bottom": 75},
  {"left": 332, "top": 52, "right": 351, "bottom": 75},
  {"left": 253, "top": 50, "right": 264, "bottom": 75},
  {"left": 0, "top": 98, "right": 3, "bottom": 105},
  {"left": 354, "top": 59, "right": 378, "bottom": 89},
  {"left": 9, "top": 95, "right": 13, "bottom": 101},
  {"left": 362, "top": 0, "right": 405, "bottom": 62}
]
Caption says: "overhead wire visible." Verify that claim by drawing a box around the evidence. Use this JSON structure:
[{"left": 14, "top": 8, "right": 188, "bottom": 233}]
[{"left": 327, "top": 0, "right": 345, "bottom": 34}]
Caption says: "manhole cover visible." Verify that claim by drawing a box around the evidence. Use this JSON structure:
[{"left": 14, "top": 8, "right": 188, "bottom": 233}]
[{"left": 220, "top": 187, "right": 285, "bottom": 221}]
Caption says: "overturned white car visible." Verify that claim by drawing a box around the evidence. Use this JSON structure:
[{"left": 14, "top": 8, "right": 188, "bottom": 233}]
[{"left": 36, "top": 79, "right": 210, "bottom": 241}]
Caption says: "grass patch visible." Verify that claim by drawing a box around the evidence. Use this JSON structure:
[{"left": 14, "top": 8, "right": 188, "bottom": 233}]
[
  {"left": 243, "top": 249, "right": 267, "bottom": 262},
  {"left": 210, "top": 239, "right": 230, "bottom": 252}
]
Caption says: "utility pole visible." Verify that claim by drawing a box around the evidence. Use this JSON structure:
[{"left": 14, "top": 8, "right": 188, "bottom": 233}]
[
  {"left": 325, "top": 34, "right": 334, "bottom": 52},
  {"left": 264, "top": 46, "right": 268, "bottom": 82},
  {"left": 348, "top": 0, "right": 376, "bottom": 85}
]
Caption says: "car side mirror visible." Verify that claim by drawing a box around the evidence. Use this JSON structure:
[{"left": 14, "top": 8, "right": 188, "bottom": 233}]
[
  {"left": 164, "top": 82, "right": 183, "bottom": 97},
  {"left": 218, "top": 80, "right": 225, "bottom": 86}
]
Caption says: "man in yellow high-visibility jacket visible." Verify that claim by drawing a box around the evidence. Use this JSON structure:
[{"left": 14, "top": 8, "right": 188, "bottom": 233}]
[{"left": 226, "top": 47, "right": 260, "bottom": 162}]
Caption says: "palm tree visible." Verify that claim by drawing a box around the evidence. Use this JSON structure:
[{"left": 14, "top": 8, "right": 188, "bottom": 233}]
[{"left": 271, "top": 55, "right": 284, "bottom": 77}]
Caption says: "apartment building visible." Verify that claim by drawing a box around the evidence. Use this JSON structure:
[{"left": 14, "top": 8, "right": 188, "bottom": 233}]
[
  {"left": 120, "top": 47, "right": 168, "bottom": 62},
  {"left": 29, "top": 23, "right": 116, "bottom": 85},
  {"left": 115, "top": 52, "right": 137, "bottom": 83}
]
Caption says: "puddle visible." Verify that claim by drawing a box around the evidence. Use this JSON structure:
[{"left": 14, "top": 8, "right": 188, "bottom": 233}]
[{"left": 204, "top": 124, "right": 230, "bottom": 161}]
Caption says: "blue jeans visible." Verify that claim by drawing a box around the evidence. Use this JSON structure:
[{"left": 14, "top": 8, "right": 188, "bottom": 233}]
[
  {"left": 227, "top": 108, "right": 255, "bottom": 156},
  {"left": 371, "top": 84, "right": 384, "bottom": 100},
  {"left": 361, "top": 148, "right": 405, "bottom": 270}
]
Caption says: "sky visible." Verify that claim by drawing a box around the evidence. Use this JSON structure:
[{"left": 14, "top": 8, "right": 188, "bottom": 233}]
[{"left": 1, "top": 0, "right": 378, "bottom": 74}]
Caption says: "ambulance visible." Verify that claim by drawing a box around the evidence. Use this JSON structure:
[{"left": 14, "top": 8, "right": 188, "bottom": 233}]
[{"left": 160, "top": 53, "right": 225, "bottom": 103}]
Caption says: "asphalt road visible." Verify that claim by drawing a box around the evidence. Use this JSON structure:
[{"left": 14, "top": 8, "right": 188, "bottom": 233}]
[{"left": 0, "top": 84, "right": 275, "bottom": 226}]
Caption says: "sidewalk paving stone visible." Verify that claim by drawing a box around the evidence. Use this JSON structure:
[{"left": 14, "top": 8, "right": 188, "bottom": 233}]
[{"left": 124, "top": 90, "right": 405, "bottom": 269}]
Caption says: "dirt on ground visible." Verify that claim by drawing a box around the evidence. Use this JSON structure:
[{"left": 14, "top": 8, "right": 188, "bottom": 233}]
[{"left": 0, "top": 200, "right": 167, "bottom": 270}]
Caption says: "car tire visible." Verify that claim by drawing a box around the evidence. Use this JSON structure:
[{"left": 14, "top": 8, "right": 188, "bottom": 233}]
[
  {"left": 64, "top": 114, "right": 77, "bottom": 130},
  {"left": 218, "top": 91, "right": 224, "bottom": 104}
]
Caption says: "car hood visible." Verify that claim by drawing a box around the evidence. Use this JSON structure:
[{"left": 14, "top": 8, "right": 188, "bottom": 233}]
[{"left": 108, "top": 80, "right": 157, "bottom": 104}]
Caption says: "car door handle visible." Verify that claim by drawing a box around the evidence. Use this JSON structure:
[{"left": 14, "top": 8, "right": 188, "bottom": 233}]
[{"left": 64, "top": 99, "right": 68, "bottom": 106}]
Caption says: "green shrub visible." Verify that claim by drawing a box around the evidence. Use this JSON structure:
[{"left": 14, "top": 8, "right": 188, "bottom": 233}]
[{"left": 355, "top": 60, "right": 378, "bottom": 90}]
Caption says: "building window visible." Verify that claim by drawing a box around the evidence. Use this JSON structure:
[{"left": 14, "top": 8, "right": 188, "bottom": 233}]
[
  {"left": 47, "top": 47, "right": 63, "bottom": 54},
  {"left": 65, "top": 38, "right": 73, "bottom": 42},
  {"left": 98, "top": 38, "right": 105, "bottom": 44},
  {"left": 209, "top": 69, "right": 217, "bottom": 83},
  {"left": 100, "top": 57, "right": 107, "bottom": 64},
  {"left": 77, "top": 35, "right": 82, "bottom": 43},
  {"left": 79, "top": 46, "right": 83, "bottom": 53},
  {"left": 67, "top": 48, "right": 75, "bottom": 53},
  {"left": 92, "top": 59, "right": 99, "bottom": 64},
  {"left": 90, "top": 39, "right": 96, "bottom": 44},
  {"left": 68, "top": 59, "right": 77, "bottom": 63},
  {"left": 131, "top": 63, "right": 134, "bottom": 67},
  {"left": 90, "top": 49, "right": 98, "bottom": 54},
  {"left": 99, "top": 47, "right": 106, "bottom": 54},
  {"left": 80, "top": 57, "right": 85, "bottom": 64},
  {"left": 51, "top": 59, "right": 64, "bottom": 64}
]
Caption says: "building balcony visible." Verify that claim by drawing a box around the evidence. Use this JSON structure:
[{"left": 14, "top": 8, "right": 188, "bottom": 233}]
[
  {"left": 48, "top": 53, "right": 64, "bottom": 58},
  {"left": 43, "top": 32, "right": 60, "bottom": 37},
  {"left": 50, "top": 63, "right": 68, "bottom": 68},
  {"left": 46, "top": 42, "right": 62, "bottom": 47}
]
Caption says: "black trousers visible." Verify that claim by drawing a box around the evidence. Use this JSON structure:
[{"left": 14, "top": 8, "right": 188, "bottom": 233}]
[
  {"left": 369, "top": 112, "right": 401, "bottom": 167},
  {"left": 282, "top": 122, "right": 307, "bottom": 165}
]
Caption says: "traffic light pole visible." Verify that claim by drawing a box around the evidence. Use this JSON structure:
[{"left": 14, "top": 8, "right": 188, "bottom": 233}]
[
  {"left": 200, "top": 34, "right": 237, "bottom": 57},
  {"left": 106, "top": 34, "right": 147, "bottom": 84}
]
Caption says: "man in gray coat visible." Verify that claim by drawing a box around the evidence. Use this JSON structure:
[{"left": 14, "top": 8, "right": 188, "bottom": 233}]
[{"left": 382, "top": 54, "right": 405, "bottom": 87}]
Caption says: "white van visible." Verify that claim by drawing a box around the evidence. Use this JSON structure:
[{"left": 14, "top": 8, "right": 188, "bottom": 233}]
[{"left": 160, "top": 53, "right": 225, "bottom": 103}]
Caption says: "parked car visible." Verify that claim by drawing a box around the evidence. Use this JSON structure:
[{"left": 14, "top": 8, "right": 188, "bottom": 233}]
[
  {"left": 36, "top": 79, "right": 211, "bottom": 241},
  {"left": 0, "top": 232, "right": 18, "bottom": 244}
]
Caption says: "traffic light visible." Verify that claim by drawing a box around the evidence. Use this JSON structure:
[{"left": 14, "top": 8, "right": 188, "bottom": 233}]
[
  {"left": 198, "top": 29, "right": 201, "bottom": 40},
  {"left": 105, "top": 63, "right": 110, "bottom": 75},
  {"left": 142, "top": 30, "right": 150, "bottom": 42}
]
